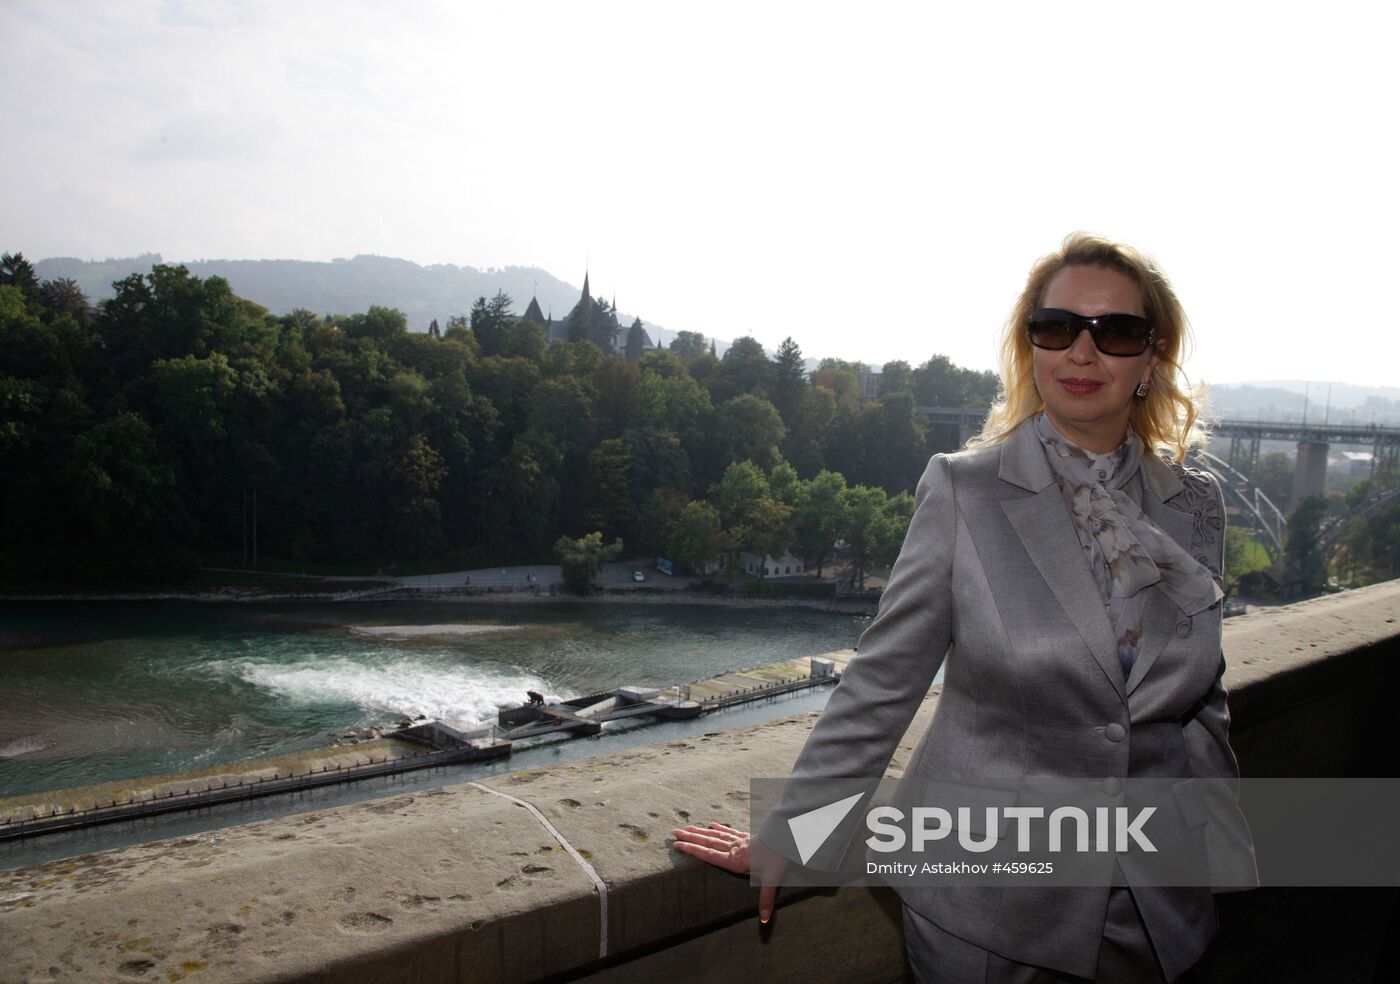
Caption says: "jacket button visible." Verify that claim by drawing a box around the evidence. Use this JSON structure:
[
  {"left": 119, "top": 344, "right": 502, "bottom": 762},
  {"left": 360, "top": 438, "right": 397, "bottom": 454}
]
[
  {"left": 1175, "top": 620, "right": 1192, "bottom": 638},
  {"left": 1104, "top": 722, "right": 1126, "bottom": 742},
  {"left": 1102, "top": 777, "right": 1122, "bottom": 796}
]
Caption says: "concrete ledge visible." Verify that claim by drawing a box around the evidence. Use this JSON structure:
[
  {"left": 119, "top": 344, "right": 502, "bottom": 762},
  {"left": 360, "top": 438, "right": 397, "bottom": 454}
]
[
  {"left": 1213, "top": 582, "right": 1400, "bottom": 776},
  {"left": 2, "top": 581, "right": 1398, "bottom": 983}
]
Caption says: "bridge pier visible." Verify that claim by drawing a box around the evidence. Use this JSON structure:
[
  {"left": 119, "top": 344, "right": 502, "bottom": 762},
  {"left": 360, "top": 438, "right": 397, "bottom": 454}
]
[
  {"left": 1376, "top": 442, "right": 1399, "bottom": 479},
  {"left": 1292, "top": 440, "right": 1329, "bottom": 503}
]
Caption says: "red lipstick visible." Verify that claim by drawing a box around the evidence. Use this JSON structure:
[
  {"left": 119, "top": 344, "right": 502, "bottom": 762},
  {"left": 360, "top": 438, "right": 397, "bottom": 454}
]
[{"left": 1059, "top": 378, "right": 1103, "bottom": 396}]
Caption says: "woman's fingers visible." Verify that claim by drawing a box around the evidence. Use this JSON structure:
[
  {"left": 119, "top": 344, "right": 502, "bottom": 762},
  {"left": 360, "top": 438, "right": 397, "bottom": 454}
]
[
  {"left": 707, "top": 822, "right": 747, "bottom": 837},
  {"left": 672, "top": 839, "right": 723, "bottom": 861},
  {"left": 671, "top": 827, "right": 739, "bottom": 851},
  {"left": 759, "top": 881, "right": 778, "bottom": 925}
]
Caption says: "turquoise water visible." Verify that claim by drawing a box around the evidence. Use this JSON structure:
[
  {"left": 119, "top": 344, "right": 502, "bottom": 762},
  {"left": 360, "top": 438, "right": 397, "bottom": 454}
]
[{"left": 0, "top": 600, "right": 869, "bottom": 798}]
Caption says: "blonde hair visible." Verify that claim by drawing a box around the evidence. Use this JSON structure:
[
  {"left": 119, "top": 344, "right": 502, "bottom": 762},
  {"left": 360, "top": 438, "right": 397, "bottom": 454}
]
[{"left": 969, "top": 232, "right": 1207, "bottom": 462}]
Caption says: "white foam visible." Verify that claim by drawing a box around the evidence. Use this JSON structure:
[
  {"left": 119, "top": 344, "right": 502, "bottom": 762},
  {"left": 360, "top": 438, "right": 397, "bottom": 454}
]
[
  {"left": 229, "top": 656, "right": 562, "bottom": 725},
  {"left": 0, "top": 737, "right": 52, "bottom": 760}
]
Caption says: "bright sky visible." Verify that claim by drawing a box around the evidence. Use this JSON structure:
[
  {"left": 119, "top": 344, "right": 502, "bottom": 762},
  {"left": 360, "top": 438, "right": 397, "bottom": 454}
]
[{"left": 3, "top": 1, "right": 1397, "bottom": 386}]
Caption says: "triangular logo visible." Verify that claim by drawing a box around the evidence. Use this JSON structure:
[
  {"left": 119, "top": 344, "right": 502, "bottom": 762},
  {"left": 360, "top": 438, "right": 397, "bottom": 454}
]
[{"left": 788, "top": 791, "right": 866, "bottom": 865}]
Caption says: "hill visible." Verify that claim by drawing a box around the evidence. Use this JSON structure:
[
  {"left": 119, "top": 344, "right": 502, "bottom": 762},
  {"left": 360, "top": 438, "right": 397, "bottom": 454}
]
[{"left": 32, "top": 253, "right": 675, "bottom": 344}]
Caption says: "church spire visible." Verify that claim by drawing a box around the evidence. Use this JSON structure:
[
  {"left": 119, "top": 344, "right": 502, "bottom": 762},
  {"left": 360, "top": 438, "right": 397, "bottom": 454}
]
[{"left": 581, "top": 269, "right": 591, "bottom": 304}]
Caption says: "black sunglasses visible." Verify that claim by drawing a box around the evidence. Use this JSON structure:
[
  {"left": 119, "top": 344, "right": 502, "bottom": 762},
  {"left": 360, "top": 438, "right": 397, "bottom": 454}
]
[{"left": 1027, "top": 308, "right": 1156, "bottom": 357}]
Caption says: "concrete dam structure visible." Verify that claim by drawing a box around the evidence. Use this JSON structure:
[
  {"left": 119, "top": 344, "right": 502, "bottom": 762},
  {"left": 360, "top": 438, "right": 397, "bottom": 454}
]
[{"left": 1, "top": 583, "right": 1397, "bottom": 982}]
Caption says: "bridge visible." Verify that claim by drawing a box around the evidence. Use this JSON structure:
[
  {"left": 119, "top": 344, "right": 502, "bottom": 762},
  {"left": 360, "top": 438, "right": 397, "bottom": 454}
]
[
  {"left": 914, "top": 407, "right": 1400, "bottom": 467},
  {"left": 915, "top": 407, "right": 1400, "bottom": 561}
]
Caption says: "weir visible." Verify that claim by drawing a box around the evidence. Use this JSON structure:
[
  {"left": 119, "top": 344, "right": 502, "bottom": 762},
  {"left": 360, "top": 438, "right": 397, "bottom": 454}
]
[{"left": 0, "top": 652, "right": 854, "bottom": 843}]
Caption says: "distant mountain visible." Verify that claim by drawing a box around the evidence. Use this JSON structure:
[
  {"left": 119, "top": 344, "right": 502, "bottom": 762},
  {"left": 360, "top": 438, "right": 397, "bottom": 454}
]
[
  {"left": 32, "top": 253, "right": 675, "bottom": 345},
  {"left": 1209, "top": 382, "right": 1400, "bottom": 424}
]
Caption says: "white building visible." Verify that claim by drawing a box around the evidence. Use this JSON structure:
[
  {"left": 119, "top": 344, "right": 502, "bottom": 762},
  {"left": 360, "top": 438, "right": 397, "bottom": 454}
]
[{"left": 739, "top": 551, "right": 805, "bottom": 577}]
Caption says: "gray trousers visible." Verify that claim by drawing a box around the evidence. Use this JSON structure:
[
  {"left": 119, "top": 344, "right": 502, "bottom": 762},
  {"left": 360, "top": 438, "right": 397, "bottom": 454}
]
[{"left": 902, "top": 888, "right": 1177, "bottom": 984}]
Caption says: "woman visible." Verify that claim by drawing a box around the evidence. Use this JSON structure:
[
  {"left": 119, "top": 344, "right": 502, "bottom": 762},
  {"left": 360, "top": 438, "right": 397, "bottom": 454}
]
[{"left": 672, "top": 232, "right": 1250, "bottom": 982}]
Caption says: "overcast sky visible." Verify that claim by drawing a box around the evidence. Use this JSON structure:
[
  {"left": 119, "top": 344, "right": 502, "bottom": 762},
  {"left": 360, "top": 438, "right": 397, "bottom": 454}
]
[{"left": 3, "top": 1, "right": 1397, "bottom": 388}]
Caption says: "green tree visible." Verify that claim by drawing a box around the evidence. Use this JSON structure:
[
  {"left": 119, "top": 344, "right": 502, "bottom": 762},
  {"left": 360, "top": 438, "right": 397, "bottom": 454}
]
[
  {"left": 0, "top": 253, "right": 40, "bottom": 305},
  {"left": 667, "top": 500, "right": 722, "bottom": 574},
  {"left": 810, "top": 364, "right": 861, "bottom": 407},
  {"left": 505, "top": 427, "right": 564, "bottom": 548},
  {"left": 795, "top": 469, "right": 847, "bottom": 576},
  {"left": 390, "top": 433, "right": 447, "bottom": 558},
  {"left": 911, "top": 354, "right": 998, "bottom": 408},
  {"left": 592, "top": 357, "right": 641, "bottom": 438},
  {"left": 582, "top": 438, "right": 635, "bottom": 539},
  {"left": 742, "top": 496, "right": 795, "bottom": 577},
  {"left": 469, "top": 290, "right": 514, "bottom": 357},
  {"left": 544, "top": 339, "right": 605, "bottom": 378},
  {"left": 781, "top": 385, "right": 835, "bottom": 478},
  {"left": 713, "top": 394, "right": 786, "bottom": 472},
  {"left": 625, "top": 318, "right": 648, "bottom": 360},
  {"left": 706, "top": 459, "right": 792, "bottom": 571},
  {"left": 443, "top": 314, "right": 475, "bottom": 347},
  {"left": 136, "top": 352, "right": 240, "bottom": 540},
  {"left": 669, "top": 330, "right": 709, "bottom": 361},
  {"left": 879, "top": 360, "right": 914, "bottom": 396},
  {"left": 1284, "top": 494, "right": 1329, "bottom": 593},
  {"left": 66, "top": 412, "right": 192, "bottom": 576},
  {"left": 528, "top": 376, "right": 597, "bottom": 461},
  {"left": 636, "top": 486, "right": 691, "bottom": 558},
  {"left": 770, "top": 336, "right": 806, "bottom": 427},
  {"left": 1253, "top": 452, "right": 1294, "bottom": 511},
  {"left": 554, "top": 531, "right": 623, "bottom": 595},
  {"left": 639, "top": 365, "right": 711, "bottom": 452},
  {"left": 857, "top": 393, "right": 927, "bottom": 493},
  {"left": 708, "top": 336, "right": 772, "bottom": 404},
  {"left": 840, "top": 484, "right": 889, "bottom": 589},
  {"left": 341, "top": 306, "right": 408, "bottom": 346},
  {"left": 869, "top": 491, "right": 915, "bottom": 569},
  {"left": 471, "top": 355, "right": 541, "bottom": 435},
  {"left": 1335, "top": 478, "right": 1400, "bottom": 586},
  {"left": 99, "top": 265, "right": 264, "bottom": 384},
  {"left": 767, "top": 460, "right": 803, "bottom": 510},
  {"left": 1223, "top": 527, "right": 1273, "bottom": 600},
  {"left": 499, "top": 320, "right": 546, "bottom": 363},
  {"left": 37, "top": 278, "right": 90, "bottom": 321},
  {"left": 709, "top": 459, "right": 770, "bottom": 532}
]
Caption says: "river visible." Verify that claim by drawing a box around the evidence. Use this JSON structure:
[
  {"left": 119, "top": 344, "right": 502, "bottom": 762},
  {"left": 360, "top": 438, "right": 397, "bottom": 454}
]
[{"left": 0, "top": 599, "right": 871, "bottom": 800}]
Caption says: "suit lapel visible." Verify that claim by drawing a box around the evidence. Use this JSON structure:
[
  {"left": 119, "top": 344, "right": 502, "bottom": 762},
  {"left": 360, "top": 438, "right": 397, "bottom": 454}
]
[
  {"left": 999, "top": 425, "right": 1126, "bottom": 705},
  {"left": 1125, "top": 456, "right": 1194, "bottom": 695}
]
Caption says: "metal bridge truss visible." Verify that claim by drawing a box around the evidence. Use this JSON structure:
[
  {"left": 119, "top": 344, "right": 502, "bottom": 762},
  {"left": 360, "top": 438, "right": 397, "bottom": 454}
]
[
  {"left": 1317, "top": 487, "right": 1400, "bottom": 570},
  {"left": 1189, "top": 450, "right": 1287, "bottom": 559}
]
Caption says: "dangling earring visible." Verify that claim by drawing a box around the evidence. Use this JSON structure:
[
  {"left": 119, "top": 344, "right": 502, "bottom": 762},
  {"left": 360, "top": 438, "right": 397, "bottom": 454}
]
[{"left": 1135, "top": 381, "right": 1150, "bottom": 397}]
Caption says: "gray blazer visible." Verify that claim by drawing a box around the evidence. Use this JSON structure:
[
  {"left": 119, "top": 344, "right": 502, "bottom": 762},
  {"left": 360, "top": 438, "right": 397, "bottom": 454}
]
[{"left": 783, "top": 420, "right": 1249, "bottom": 981}]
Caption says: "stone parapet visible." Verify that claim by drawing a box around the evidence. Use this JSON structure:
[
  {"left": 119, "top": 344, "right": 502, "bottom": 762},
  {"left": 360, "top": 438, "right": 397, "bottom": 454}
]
[{"left": 2, "top": 581, "right": 1397, "bottom": 983}]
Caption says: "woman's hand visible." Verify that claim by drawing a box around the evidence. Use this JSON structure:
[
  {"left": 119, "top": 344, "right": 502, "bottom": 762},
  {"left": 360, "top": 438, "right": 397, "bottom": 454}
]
[
  {"left": 670, "top": 822, "right": 786, "bottom": 924},
  {"left": 671, "top": 822, "right": 751, "bottom": 874}
]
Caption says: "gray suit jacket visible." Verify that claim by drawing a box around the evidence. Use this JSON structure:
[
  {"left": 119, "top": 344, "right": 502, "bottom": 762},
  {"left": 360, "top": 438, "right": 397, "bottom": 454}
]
[{"left": 782, "top": 420, "right": 1249, "bottom": 980}]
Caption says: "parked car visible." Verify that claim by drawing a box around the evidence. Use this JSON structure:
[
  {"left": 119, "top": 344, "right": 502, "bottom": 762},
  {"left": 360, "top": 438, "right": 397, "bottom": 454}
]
[{"left": 631, "top": 570, "right": 646, "bottom": 582}]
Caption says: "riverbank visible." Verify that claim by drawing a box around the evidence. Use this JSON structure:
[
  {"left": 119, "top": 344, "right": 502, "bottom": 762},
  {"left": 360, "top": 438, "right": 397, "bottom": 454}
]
[
  {"left": 1, "top": 575, "right": 882, "bottom": 612},
  {"left": 0, "top": 586, "right": 879, "bottom": 611},
  {"left": 0, "top": 558, "right": 887, "bottom": 610}
]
